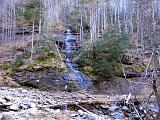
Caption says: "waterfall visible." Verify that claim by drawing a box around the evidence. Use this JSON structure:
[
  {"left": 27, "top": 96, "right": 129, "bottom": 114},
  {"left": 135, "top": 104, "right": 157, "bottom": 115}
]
[{"left": 65, "top": 29, "right": 92, "bottom": 89}]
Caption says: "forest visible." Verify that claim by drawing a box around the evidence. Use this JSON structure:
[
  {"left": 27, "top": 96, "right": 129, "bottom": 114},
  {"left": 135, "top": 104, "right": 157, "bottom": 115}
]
[{"left": 0, "top": 0, "right": 160, "bottom": 119}]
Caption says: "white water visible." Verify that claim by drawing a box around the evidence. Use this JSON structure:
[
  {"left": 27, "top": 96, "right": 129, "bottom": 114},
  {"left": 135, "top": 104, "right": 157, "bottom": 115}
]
[{"left": 65, "top": 29, "right": 92, "bottom": 89}]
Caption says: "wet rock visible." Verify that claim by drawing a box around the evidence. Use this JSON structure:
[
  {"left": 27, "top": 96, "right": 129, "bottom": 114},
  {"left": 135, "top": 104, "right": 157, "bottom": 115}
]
[
  {"left": 65, "top": 81, "right": 78, "bottom": 92},
  {"left": 109, "top": 105, "right": 119, "bottom": 112},
  {"left": 29, "top": 74, "right": 36, "bottom": 80},
  {"left": 132, "top": 113, "right": 140, "bottom": 119},
  {"left": 139, "top": 106, "right": 143, "bottom": 111},
  {"left": 122, "top": 106, "right": 129, "bottom": 112},
  {"left": 14, "top": 73, "right": 22, "bottom": 77},
  {"left": 78, "top": 110, "right": 84, "bottom": 116},
  {"left": 88, "top": 115, "right": 96, "bottom": 120},
  {"left": 100, "top": 104, "right": 110, "bottom": 109},
  {"left": 71, "top": 113, "right": 78, "bottom": 117},
  {"left": 125, "top": 71, "right": 141, "bottom": 78},
  {"left": 149, "top": 104, "right": 159, "bottom": 112},
  {"left": 111, "top": 112, "right": 125, "bottom": 119},
  {"left": 36, "top": 79, "right": 40, "bottom": 82},
  {"left": 9, "top": 104, "right": 19, "bottom": 111}
]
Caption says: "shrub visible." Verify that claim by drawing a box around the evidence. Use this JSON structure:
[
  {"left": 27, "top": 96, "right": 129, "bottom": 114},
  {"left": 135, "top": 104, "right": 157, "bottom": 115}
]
[
  {"left": 78, "top": 29, "right": 130, "bottom": 77},
  {"left": 12, "top": 55, "right": 24, "bottom": 71}
]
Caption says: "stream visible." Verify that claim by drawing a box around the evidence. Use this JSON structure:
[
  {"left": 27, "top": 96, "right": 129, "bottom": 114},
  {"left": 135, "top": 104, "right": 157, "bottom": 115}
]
[{"left": 64, "top": 29, "right": 92, "bottom": 90}]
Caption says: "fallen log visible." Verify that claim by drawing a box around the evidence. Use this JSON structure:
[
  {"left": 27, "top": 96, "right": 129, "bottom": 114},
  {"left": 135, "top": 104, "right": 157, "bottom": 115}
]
[{"left": 38, "top": 93, "right": 149, "bottom": 109}]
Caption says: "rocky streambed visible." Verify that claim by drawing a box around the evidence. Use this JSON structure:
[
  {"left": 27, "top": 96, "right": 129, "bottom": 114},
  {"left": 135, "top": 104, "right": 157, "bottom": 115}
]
[{"left": 0, "top": 86, "right": 159, "bottom": 120}]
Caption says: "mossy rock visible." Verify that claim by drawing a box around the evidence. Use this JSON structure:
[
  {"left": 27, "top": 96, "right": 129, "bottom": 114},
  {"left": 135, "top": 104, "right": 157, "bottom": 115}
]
[
  {"left": 22, "top": 52, "right": 30, "bottom": 59},
  {"left": 0, "top": 62, "right": 14, "bottom": 76},
  {"left": 122, "top": 55, "right": 133, "bottom": 65},
  {"left": 59, "top": 64, "right": 68, "bottom": 72},
  {"left": 126, "top": 64, "right": 146, "bottom": 73},
  {"left": 113, "top": 67, "right": 123, "bottom": 76},
  {"left": 26, "top": 64, "right": 36, "bottom": 71},
  {"left": 0, "top": 62, "right": 11, "bottom": 70},
  {"left": 0, "top": 76, "right": 20, "bottom": 87},
  {"left": 65, "top": 81, "right": 78, "bottom": 92},
  {"left": 17, "top": 64, "right": 29, "bottom": 72},
  {"left": 84, "top": 66, "right": 95, "bottom": 75},
  {"left": 36, "top": 54, "right": 50, "bottom": 62},
  {"left": 5, "top": 68, "right": 14, "bottom": 76}
]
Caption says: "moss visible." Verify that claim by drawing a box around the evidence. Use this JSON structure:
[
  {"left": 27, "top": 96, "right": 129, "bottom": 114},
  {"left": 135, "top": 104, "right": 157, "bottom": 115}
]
[
  {"left": 82, "top": 66, "right": 97, "bottom": 79},
  {"left": 126, "top": 64, "right": 146, "bottom": 73},
  {"left": 26, "top": 64, "right": 36, "bottom": 71},
  {"left": 1, "top": 40, "right": 67, "bottom": 76},
  {"left": 0, "top": 62, "right": 11, "bottom": 70},
  {"left": 5, "top": 68, "right": 14, "bottom": 76},
  {"left": 84, "top": 66, "right": 95, "bottom": 75},
  {"left": 0, "top": 62, "right": 14, "bottom": 76},
  {"left": 113, "top": 66, "right": 123, "bottom": 76},
  {"left": 36, "top": 54, "right": 49, "bottom": 62},
  {"left": 22, "top": 52, "right": 30, "bottom": 59},
  {"left": 59, "top": 67, "right": 67, "bottom": 72}
]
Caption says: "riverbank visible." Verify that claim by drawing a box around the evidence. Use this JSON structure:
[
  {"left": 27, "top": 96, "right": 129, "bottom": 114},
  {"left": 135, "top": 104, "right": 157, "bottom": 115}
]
[{"left": 0, "top": 86, "right": 158, "bottom": 120}]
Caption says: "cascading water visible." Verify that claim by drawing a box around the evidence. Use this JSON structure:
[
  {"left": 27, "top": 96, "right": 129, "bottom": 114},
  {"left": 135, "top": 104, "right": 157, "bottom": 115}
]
[{"left": 65, "top": 29, "right": 92, "bottom": 89}]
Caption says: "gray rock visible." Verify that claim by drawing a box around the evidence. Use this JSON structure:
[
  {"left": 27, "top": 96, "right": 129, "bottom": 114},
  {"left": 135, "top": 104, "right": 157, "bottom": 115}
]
[
  {"left": 101, "top": 104, "right": 110, "bottom": 109},
  {"left": 55, "top": 109, "right": 61, "bottom": 113},
  {"left": 149, "top": 104, "right": 159, "bottom": 112},
  {"left": 111, "top": 112, "right": 125, "bottom": 119},
  {"left": 29, "top": 108, "right": 37, "bottom": 116},
  {"left": 9, "top": 104, "right": 19, "bottom": 111},
  {"left": 45, "top": 108, "right": 54, "bottom": 113},
  {"left": 132, "top": 113, "right": 140, "bottom": 119},
  {"left": 109, "top": 105, "right": 119, "bottom": 112},
  {"left": 71, "top": 113, "right": 78, "bottom": 117},
  {"left": 3, "top": 96, "right": 11, "bottom": 102},
  {"left": 0, "top": 98, "right": 7, "bottom": 104},
  {"left": 29, "top": 102, "right": 36, "bottom": 108},
  {"left": 3, "top": 102, "right": 12, "bottom": 106},
  {"left": 88, "top": 115, "right": 96, "bottom": 120},
  {"left": 139, "top": 106, "right": 143, "bottom": 111},
  {"left": 21, "top": 89, "right": 28, "bottom": 93},
  {"left": 122, "top": 106, "right": 129, "bottom": 111},
  {"left": 0, "top": 113, "right": 3, "bottom": 120},
  {"left": 78, "top": 110, "right": 84, "bottom": 116},
  {"left": 1, "top": 87, "right": 6, "bottom": 90},
  {"left": 20, "top": 103, "right": 28, "bottom": 109},
  {"left": 1, "top": 114, "right": 14, "bottom": 120}
]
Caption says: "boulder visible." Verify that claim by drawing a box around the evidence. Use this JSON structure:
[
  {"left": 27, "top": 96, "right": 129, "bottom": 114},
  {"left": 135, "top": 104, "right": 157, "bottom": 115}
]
[
  {"left": 0, "top": 113, "right": 3, "bottom": 119},
  {"left": 78, "top": 110, "right": 84, "bottom": 116},
  {"left": 9, "top": 104, "right": 19, "bottom": 111},
  {"left": 109, "top": 105, "right": 119, "bottom": 112}
]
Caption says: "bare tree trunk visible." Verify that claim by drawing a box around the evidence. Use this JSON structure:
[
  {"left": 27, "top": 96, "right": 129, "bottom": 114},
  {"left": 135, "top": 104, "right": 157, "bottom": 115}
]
[
  {"left": 30, "top": 21, "right": 35, "bottom": 62},
  {"left": 39, "top": 18, "right": 42, "bottom": 35}
]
